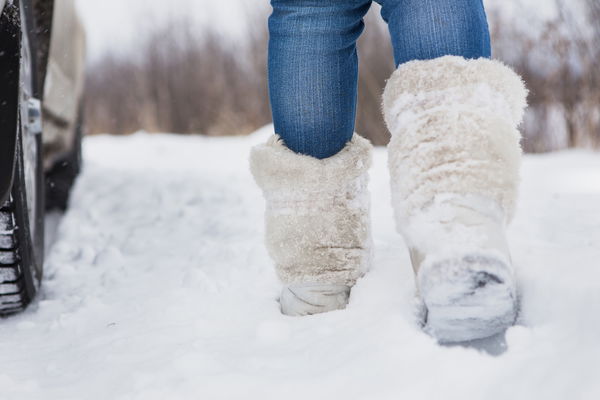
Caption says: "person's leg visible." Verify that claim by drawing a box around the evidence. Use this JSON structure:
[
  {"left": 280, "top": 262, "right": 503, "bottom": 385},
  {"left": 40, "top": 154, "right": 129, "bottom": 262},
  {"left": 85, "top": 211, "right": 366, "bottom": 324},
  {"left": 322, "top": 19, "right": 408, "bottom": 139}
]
[
  {"left": 268, "top": 0, "right": 371, "bottom": 159},
  {"left": 251, "top": 0, "right": 375, "bottom": 316},
  {"left": 378, "top": 0, "right": 527, "bottom": 342},
  {"left": 377, "top": 0, "right": 490, "bottom": 65}
]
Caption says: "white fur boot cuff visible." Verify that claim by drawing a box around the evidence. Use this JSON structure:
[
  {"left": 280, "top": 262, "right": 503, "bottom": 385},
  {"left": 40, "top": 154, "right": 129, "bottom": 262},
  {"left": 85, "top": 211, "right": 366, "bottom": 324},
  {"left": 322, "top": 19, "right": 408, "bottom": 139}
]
[
  {"left": 383, "top": 55, "right": 528, "bottom": 225},
  {"left": 249, "top": 134, "right": 373, "bottom": 287}
]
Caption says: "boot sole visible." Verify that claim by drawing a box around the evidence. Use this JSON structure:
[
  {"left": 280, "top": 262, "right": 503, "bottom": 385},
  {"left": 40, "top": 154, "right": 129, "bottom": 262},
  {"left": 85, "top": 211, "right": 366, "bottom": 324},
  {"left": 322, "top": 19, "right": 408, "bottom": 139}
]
[
  {"left": 419, "top": 254, "right": 518, "bottom": 343},
  {"left": 279, "top": 283, "right": 351, "bottom": 316}
]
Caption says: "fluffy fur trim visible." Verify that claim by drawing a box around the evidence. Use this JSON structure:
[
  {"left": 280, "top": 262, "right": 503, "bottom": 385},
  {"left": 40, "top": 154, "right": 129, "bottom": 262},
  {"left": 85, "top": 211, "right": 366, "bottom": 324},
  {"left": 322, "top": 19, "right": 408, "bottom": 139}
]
[
  {"left": 383, "top": 56, "right": 528, "bottom": 128},
  {"left": 250, "top": 134, "right": 372, "bottom": 194},
  {"left": 249, "top": 134, "right": 373, "bottom": 285},
  {"left": 382, "top": 56, "right": 528, "bottom": 224}
]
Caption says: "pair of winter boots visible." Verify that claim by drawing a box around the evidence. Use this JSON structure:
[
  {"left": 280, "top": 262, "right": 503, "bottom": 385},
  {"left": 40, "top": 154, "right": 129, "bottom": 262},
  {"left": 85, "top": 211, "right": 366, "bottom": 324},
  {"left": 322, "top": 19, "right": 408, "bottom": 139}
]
[{"left": 250, "top": 56, "right": 528, "bottom": 342}]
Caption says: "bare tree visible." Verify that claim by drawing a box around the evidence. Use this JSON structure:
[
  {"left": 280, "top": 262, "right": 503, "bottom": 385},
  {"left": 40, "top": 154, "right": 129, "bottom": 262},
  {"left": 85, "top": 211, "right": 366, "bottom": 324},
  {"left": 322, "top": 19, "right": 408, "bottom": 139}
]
[{"left": 85, "top": 3, "right": 600, "bottom": 152}]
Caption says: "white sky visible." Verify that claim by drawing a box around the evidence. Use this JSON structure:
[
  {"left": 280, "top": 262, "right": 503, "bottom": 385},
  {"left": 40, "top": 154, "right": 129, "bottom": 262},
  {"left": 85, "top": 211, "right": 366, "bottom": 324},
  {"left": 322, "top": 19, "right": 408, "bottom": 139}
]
[
  {"left": 76, "top": 0, "right": 561, "bottom": 63},
  {"left": 75, "top": 0, "right": 257, "bottom": 62}
]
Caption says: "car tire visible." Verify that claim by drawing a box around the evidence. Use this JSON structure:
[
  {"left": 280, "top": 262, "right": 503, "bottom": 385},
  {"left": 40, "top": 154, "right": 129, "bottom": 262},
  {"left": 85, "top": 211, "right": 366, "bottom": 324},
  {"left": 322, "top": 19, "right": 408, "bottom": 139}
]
[
  {"left": 0, "top": 134, "right": 45, "bottom": 315},
  {"left": 0, "top": 0, "right": 45, "bottom": 315}
]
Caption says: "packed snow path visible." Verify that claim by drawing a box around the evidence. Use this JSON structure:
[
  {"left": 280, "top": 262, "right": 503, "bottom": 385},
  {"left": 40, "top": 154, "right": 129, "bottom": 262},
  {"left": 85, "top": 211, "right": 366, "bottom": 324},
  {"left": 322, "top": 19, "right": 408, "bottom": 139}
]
[{"left": 1, "top": 127, "right": 599, "bottom": 399}]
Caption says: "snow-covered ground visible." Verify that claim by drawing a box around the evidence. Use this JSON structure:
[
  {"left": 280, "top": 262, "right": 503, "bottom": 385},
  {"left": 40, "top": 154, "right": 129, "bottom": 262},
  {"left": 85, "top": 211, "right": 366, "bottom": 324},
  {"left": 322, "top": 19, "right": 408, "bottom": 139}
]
[{"left": 1, "top": 127, "right": 599, "bottom": 399}]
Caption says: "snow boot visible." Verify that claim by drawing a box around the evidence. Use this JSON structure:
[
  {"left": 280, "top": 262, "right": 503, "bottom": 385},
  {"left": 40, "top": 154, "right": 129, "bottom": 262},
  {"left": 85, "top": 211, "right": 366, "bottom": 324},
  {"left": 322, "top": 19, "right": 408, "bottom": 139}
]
[
  {"left": 382, "top": 56, "right": 528, "bottom": 342},
  {"left": 250, "top": 134, "right": 373, "bottom": 316}
]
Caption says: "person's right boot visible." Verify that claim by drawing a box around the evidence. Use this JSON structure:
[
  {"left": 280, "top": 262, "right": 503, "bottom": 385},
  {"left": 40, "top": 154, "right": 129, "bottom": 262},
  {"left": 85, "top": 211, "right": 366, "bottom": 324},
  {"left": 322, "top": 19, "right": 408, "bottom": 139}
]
[{"left": 382, "top": 56, "right": 528, "bottom": 342}]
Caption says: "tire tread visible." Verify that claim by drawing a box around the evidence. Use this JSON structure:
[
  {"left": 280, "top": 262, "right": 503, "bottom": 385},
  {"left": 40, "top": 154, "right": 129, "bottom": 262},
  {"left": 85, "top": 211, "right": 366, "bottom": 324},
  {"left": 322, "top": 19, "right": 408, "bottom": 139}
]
[{"left": 0, "top": 199, "right": 29, "bottom": 316}]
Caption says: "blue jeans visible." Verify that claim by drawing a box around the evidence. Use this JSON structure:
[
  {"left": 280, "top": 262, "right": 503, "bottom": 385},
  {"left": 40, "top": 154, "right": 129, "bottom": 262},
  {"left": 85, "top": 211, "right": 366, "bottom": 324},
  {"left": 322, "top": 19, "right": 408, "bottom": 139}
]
[{"left": 268, "top": 0, "right": 491, "bottom": 159}]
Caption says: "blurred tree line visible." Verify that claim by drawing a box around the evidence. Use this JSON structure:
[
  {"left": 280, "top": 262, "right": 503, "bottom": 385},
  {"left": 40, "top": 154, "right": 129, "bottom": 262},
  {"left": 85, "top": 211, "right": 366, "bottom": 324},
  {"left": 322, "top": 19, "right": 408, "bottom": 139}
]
[{"left": 85, "top": 0, "right": 599, "bottom": 153}]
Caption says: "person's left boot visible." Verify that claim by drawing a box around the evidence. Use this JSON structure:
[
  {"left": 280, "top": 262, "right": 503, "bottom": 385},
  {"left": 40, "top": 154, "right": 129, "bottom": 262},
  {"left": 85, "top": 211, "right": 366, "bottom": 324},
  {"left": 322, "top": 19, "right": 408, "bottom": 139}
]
[
  {"left": 382, "top": 56, "right": 528, "bottom": 342},
  {"left": 250, "top": 134, "right": 373, "bottom": 316}
]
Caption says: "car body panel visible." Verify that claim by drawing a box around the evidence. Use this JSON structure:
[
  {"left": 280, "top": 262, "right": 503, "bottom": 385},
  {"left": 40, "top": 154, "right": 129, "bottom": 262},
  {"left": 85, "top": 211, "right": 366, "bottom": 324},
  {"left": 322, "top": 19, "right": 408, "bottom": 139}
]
[{"left": 41, "top": 0, "right": 85, "bottom": 169}]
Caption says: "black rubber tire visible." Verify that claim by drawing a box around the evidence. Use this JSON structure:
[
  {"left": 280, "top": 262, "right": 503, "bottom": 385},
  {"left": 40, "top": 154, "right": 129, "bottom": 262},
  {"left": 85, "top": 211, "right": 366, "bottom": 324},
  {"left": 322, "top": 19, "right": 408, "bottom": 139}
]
[
  {"left": 45, "top": 109, "right": 83, "bottom": 211},
  {"left": 0, "top": 131, "right": 45, "bottom": 316},
  {"left": 0, "top": 0, "right": 45, "bottom": 316}
]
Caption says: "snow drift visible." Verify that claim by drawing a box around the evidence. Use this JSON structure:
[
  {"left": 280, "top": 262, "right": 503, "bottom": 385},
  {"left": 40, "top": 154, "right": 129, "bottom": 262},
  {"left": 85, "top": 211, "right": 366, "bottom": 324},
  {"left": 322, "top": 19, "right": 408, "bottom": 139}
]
[{"left": 0, "top": 127, "right": 599, "bottom": 399}]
